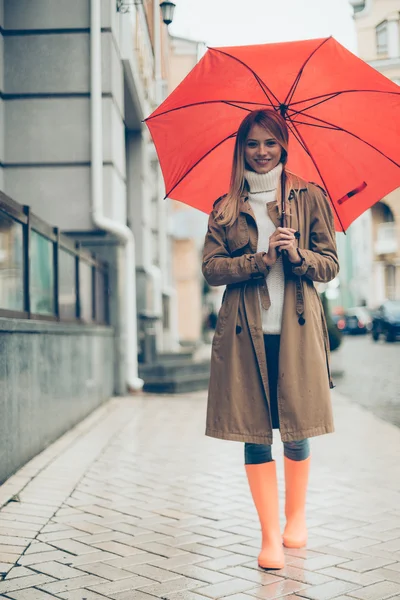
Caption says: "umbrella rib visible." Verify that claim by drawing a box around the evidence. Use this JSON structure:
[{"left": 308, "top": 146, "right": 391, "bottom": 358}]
[
  {"left": 289, "top": 88, "right": 400, "bottom": 109},
  {"left": 289, "top": 108, "right": 400, "bottom": 168},
  {"left": 209, "top": 47, "right": 280, "bottom": 107},
  {"left": 289, "top": 118, "right": 340, "bottom": 131},
  {"left": 164, "top": 131, "right": 237, "bottom": 200},
  {"left": 289, "top": 93, "right": 342, "bottom": 115},
  {"left": 286, "top": 114, "right": 346, "bottom": 233},
  {"left": 144, "top": 99, "right": 270, "bottom": 122},
  {"left": 285, "top": 119, "right": 310, "bottom": 154},
  {"left": 284, "top": 37, "right": 331, "bottom": 108}
]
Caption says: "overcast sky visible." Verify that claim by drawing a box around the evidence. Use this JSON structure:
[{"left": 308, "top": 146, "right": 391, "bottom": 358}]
[{"left": 169, "top": 0, "right": 357, "bottom": 52}]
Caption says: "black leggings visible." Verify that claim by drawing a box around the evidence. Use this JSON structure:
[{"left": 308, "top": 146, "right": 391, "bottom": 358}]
[{"left": 244, "top": 439, "right": 310, "bottom": 464}]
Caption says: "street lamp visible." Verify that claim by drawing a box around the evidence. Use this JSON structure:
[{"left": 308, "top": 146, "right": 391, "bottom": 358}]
[
  {"left": 117, "top": 0, "right": 176, "bottom": 25},
  {"left": 159, "top": 1, "right": 176, "bottom": 25}
]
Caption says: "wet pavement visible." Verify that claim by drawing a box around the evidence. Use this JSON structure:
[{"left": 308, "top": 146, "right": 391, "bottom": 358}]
[{"left": 0, "top": 389, "right": 400, "bottom": 600}]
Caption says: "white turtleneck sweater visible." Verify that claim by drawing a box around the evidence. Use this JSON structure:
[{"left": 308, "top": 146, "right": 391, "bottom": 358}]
[{"left": 245, "top": 163, "right": 284, "bottom": 334}]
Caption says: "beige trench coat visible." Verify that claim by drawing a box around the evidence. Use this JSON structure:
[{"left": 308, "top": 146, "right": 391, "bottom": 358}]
[{"left": 202, "top": 179, "right": 339, "bottom": 444}]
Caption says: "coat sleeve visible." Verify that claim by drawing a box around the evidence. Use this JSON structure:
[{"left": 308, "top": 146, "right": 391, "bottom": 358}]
[
  {"left": 202, "top": 210, "right": 270, "bottom": 286},
  {"left": 292, "top": 184, "right": 339, "bottom": 283}
]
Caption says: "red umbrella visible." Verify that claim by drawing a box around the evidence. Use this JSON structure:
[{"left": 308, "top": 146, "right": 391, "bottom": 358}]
[{"left": 145, "top": 37, "right": 400, "bottom": 231}]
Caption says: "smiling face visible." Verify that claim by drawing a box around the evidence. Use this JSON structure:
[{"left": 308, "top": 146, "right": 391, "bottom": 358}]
[{"left": 244, "top": 123, "right": 283, "bottom": 174}]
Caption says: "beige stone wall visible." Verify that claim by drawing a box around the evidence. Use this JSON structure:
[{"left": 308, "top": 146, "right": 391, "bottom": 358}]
[
  {"left": 172, "top": 237, "right": 203, "bottom": 341},
  {"left": 167, "top": 37, "right": 205, "bottom": 342},
  {"left": 355, "top": 0, "right": 400, "bottom": 62}
]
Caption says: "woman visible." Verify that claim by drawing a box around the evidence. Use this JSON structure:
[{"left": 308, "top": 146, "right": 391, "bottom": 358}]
[{"left": 202, "top": 109, "right": 339, "bottom": 571}]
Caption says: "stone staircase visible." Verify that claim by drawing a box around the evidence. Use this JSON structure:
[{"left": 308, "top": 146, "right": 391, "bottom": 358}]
[{"left": 138, "top": 346, "right": 211, "bottom": 393}]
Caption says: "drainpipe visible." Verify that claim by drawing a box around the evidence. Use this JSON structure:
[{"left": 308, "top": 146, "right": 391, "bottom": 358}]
[{"left": 90, "top": 0, "right": 143, "bottom": 391}]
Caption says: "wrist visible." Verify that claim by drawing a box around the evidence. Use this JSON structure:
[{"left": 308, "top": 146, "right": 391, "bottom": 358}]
[{"left": 289, "top": 248, "right": 303, "bottom": 265}]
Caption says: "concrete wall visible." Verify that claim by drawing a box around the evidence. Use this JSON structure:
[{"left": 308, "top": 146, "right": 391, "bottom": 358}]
[
  {"left": 0, "top": 319, "right": 114, "bottom": 484},
  {"left": 2, "top": 0, "right": 126, "bottom": 231}
]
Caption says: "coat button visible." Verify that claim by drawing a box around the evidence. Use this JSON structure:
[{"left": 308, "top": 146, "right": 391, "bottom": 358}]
[
  {"left": 298, "top": 316, "right": 306, "bottom": 325},
  {"left": 236, "top": 325, "right": 242, "bottom": 334}
]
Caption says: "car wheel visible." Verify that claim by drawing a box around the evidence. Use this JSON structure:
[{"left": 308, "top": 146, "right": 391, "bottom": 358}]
[
  {"left": 386, "top": 329, "right": 395, "bottom": 343},
  {"left": 372, "top": 329, "right": 379, "bottom": 341}
]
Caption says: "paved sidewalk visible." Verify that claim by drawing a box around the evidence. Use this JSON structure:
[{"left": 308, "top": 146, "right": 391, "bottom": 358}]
[{"left": 1, "top": 390, "right": 400, "bottom": 600}]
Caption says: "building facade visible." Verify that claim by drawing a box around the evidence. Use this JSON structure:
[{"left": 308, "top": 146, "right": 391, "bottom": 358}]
[
  {"left": 0, "top": 0, "right": 178, "bottom": 392},
  {"left": 350, "top": 0, "right": 400, "bottom": 304},
  {"left": 0, "top": 0, "right": 178, "bottom": 482}
]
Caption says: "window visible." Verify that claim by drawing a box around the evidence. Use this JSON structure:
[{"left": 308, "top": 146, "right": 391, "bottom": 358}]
[
  {"left": 0, "top": 211, "right": 24, "bottom": 311},
  {"left": 30, "top": 230, "right": 55, "bottom": 315},
  {"left": 59, "top": 248, "right": 76, "bottom": 320},
  {"left": 376, "top": 21, "right": 388, "bottom": 55}
]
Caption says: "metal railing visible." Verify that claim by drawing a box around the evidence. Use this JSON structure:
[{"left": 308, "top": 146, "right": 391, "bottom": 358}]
[{"left": 0, "top": 191, "right": 110, "bottom": 324}]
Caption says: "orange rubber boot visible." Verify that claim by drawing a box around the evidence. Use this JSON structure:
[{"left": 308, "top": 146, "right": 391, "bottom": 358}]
[
  {"left": 282, "top": 456, "right": 310, "bottom": 548},
  {"left": 245, "top": 461, "right": 285, "bottom": 570}
]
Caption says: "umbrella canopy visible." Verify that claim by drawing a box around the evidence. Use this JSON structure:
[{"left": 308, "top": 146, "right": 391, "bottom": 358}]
[{"left": 145, "top": 37, "right": 400, "bottom": 231}]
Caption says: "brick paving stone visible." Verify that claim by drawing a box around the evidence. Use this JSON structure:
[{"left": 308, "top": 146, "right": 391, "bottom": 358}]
[
  {"left": 267, "top": 565, "right": 332, "bottom": 586},
  {"left": 196, "top": 555, "right": 250, "bottom": 571},
  {"left": 300, "top": 554, "right": 350, "bottom": 571},
  {"left": 88, "top": 574, "right": 155, "bottom": 595},
  {"left": 29, "top": 563, "right": 86, "bottom": 580},
  {"left": 75, "top": 561, "right": 138, "bottom": 581},
  {"left": 4, "top": 590, "right": 62, "bottom": 599},
  {"left": 318, "top": 566, "right": 384, "bottom": 586},
  {"left": 24, "top": 545, "right": 55, "bottom": 556},
  {"left": 106, "top": 592, "right": 156, "bottom": 600},
  {"left": 158, "top": 593, "right": 210, "bottom": 600},
  {"left": 18, "top": 553, "right": 75, "bottom": 568},
  {"left": 87, "top": 542, "right": 142, "bottom": 557},
  {"left": 38, "top": 575, "right": 108, "bottom": 595},
  {"left": 57, "top": 592, "right": 111, "bottom": 600},
  {"left": 165, "top": 564, "right": 231, "bottom": 584},
  {"left": 376, "top": 568, "right": 400, "bottom": 584},
  {"left": 148, "top": 554, "right": 208, "bottom": 570},
  {"left": 103, "top": 554, "right": 163, "bottom": 569},
  {"left": 156, "top": 544, "right": 226, "bottom": 560},
  {"left": 341, "top": 557, "right": 397, "bottom": 573},
  {"left": 347, "top": 580, "right": 400, "bottom": 600},
  {"left": 46, "top": 541, "right": 97, "bottom": 557},
  {"left": 295, "top": 580, "right": 361, "bottom": 600},
  {"left": 221, "top": 566, "right": 282, "bottom": 585},
  {"left": 190, "top": 578, "right": 258, "bottom": 599},
  {"left": 61, "top": 552, "right": 122, "bottom": 568},
  {"left": 246, "top": 578, "right": 309, "bottom": 598},
  {"left": 0, "top": 552, "right": 21, "bottom": 564},
  {"left": 0, "top": 562, "right": 14, "bottom": 576},
  {"left": 4, "top": 567, "right": 35, "bottom": 580},
  {"left": 221, "top": 544, "right": 258, "bottom": 558},
  {"left": 0, "top": 574, "right": 55, "bottom": 594}
]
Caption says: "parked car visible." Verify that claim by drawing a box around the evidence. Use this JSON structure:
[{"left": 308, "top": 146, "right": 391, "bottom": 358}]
[
  {"left": 371, "top": 300, "right": 400, "bottom": 342},
  {"left": 343, "top": 307, "right": 372, "bottom": 335}
]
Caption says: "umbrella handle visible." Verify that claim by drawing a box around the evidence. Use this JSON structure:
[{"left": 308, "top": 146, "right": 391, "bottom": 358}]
[{"left": 279, "top": 169, "right": 288, "bottom": 258}]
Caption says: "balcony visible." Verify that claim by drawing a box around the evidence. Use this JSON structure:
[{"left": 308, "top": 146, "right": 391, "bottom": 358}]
[{"left": 375, "top": 222, "right": 398, "bottom": 255}]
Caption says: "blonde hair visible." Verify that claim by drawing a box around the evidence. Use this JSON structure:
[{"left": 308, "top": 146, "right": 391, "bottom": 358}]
[{"left": 216, "top": 109, "right": 302, "bottom": 227}]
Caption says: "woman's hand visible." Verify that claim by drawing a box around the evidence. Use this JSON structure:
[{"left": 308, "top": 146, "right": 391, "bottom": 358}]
[{"left": 262, "top": 227, "right": 301, "bottom": 266}]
